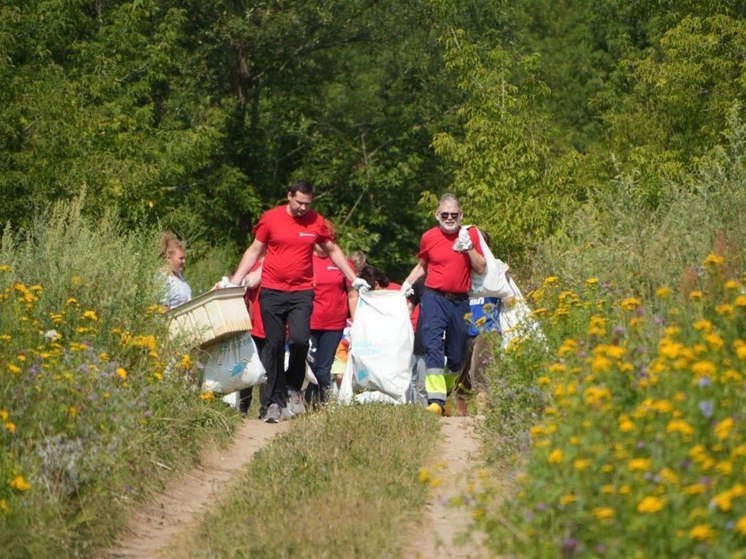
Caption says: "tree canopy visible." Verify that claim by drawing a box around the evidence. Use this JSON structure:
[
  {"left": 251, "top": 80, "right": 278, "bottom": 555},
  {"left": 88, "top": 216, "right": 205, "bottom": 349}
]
[{"left": 2, "top": 0, "right": 744, "bottom": 276}]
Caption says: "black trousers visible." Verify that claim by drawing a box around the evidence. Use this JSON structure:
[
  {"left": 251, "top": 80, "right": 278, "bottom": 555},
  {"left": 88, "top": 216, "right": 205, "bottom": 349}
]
[{"left": 258, "top": 288, "right": 314, "bottom": 413}]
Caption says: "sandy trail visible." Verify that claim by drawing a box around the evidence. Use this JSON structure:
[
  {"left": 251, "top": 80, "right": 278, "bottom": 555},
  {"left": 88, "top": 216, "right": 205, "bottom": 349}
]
[
  {"left": 405, "top": 416, "right": 489, "bottom": 559},
  {"left": 100, "top": 419, "right": 289, "bottom": 559}
]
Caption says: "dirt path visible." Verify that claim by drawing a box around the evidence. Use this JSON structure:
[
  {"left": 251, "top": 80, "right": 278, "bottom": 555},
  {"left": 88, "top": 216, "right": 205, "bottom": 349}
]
[
  {"left": 101, "top": 419, "right": 290, "bottom": 559},
  {"left": 405, "top": 416, "right": 489, "bottom": 559}
]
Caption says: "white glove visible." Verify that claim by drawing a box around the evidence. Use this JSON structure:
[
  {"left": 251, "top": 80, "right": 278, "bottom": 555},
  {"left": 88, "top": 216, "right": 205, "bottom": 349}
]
[
  {"left": 453, "top": 227, "right": 474, "bottom": 252},
  {"left": 352, "top": 277, "right": 371, "bottom": 292},
  {"left": 215, "top": 276, "right": 239, "bottom": 289},
  {"left": 400, "top": 281, "right": 414, "bottom": 297}
]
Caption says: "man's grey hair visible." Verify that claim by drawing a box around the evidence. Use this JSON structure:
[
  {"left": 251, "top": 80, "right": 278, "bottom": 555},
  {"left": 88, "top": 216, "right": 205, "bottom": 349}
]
[{"left": 438, "top": 192, "right": 461, "bottom": 210}]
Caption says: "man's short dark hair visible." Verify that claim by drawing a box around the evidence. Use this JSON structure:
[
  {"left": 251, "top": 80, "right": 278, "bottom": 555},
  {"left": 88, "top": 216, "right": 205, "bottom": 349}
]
[{"left": 288, "top": 180, "right": 314, "bottom": 197}]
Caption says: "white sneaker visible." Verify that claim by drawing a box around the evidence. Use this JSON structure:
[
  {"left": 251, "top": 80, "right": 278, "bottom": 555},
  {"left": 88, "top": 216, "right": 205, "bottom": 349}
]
[
  {"left": 287, "top": 389, "right": 306, "bottom": 417},
  {"left": 263, "top": 403, "right": 282, "bottom": 424}
]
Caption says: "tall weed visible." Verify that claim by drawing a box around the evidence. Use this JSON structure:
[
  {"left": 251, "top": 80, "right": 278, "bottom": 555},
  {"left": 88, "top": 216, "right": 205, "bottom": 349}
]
[{"left": 0, "top": 199, "right": 236, "bottom": 557}]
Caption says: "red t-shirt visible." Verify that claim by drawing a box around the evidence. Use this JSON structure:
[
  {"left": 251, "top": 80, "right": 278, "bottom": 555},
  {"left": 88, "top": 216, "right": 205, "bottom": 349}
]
[
  {"left": 418, "top": 226, "right": 483, "bottom": 293},
  {"left": 310, "top": 253, "right": 349, "bottom": 330},
  {"left": 243, "top": 261, "right": 265, "bottom": 338},
  {"left": 253, "top": 206, "right": 333, "bottom": 291}
]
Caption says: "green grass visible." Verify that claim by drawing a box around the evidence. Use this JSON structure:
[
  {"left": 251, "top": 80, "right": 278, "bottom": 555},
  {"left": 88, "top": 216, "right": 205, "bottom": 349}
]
[
  {"left": 0, "top": 199, "right": 238, "bottom": 557},
  {"left": 168, "top": 404, "right": 440, "bottom": 559}
]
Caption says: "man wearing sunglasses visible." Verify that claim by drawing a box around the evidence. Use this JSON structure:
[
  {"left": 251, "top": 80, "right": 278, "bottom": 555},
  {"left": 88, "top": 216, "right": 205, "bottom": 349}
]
[{"left": 401, "top": 193, "right": 486, "bottom": 416}]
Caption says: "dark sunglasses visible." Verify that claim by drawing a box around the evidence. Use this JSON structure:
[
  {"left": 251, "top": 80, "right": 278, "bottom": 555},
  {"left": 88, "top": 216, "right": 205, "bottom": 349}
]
[{"left": 439, "top": 212, "right": 460, "bottom": 220}]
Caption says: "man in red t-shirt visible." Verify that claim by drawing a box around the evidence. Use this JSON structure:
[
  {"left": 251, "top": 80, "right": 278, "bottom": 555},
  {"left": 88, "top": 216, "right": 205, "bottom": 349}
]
[
  {"left": 227, "top": 181, "right": 366, "bottom": 423},
  {"left": 402, "top": 193, "right": 486, "bottom": 416}
]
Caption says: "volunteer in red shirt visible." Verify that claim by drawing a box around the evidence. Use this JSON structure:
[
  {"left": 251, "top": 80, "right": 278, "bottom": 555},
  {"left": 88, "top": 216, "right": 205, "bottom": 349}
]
[
  {"left": 226, "top": 181, "right": 367, "bottom": 423},
  {"left": 401, "top": 193, "right": 486, "bottom": 416},
  {"left": 306, "top": 244, "right": 354, "bottom": 405}
]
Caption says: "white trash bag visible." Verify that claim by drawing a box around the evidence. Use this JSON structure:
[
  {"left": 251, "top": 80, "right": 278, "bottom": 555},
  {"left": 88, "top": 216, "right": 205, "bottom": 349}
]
[
  {"left": 468, "top": 227, "right": 513, "bottom": 299},
  {"left": 200, "top": 332, "right": 266, "bottom": 394},
  {"left": 339, "top": 290, "right": 413, "bottom": 404},
  {"left": 499, "top": 275, "right": 545, "bottom": 349}
]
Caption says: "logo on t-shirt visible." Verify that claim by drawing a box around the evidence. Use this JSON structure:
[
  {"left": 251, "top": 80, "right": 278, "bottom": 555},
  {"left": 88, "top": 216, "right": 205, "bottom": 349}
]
[
  {"left": 298, "top": 232, "right": 316, "bottom": 237},
  {"left": 327, "top": 265, "right": 339, "bottom": 271}
]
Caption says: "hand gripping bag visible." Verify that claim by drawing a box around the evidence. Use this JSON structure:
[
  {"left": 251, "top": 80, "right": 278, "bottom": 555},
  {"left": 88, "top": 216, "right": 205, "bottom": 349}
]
[
  {"left": 468, "top": 227, "right": 513, "bottom": 299},
  {"left": 338, "top": 290, "right": 413, "bottom": 404}
]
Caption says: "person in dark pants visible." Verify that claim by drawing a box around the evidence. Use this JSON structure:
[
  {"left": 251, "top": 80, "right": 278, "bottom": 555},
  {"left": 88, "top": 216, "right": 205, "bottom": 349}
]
[
  {"left": 306, "top": 243, "right": 354, "bottom": 406},
  {"left": 225, "top": 181, "right": 366, "bottom": 423},
  {"left": 401, "top": 193, "right": 486, "bottom": 416}
]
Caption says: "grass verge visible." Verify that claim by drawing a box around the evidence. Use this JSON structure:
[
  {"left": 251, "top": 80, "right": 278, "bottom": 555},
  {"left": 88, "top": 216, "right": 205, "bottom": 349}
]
[
  {"left": 0, "top": 198, "right": 238, "bottom": 557},
  {"left": 169, "top": 404, "right": 440, "bottom": 559}
]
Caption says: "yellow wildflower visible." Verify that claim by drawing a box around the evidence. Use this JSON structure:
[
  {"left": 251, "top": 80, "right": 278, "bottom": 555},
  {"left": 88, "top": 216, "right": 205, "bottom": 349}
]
[
  {"left": 691, "top": 361, "right": 716, "bottom": 377},
  {"left": 559, "top": 493, "right": 576, "bottom": 505},
  {"left": 81, "top": 310, "right": 98, "bottom": 321},
  {"left": 592, "top": 507, "right": 615, "bottom": 520},
  {"left": 180, "top": 354, "right": 192, "bottom": 369},
  {"left": 735, "top": 516, "right": 746, "bottom": 535},
  {"left": 574, "top": 459, "right": 591, "bottom": 471},
  {"left": 3, "top": 422, "right": 16, "bottom": 434},
  {"left": 548, "top": 449, "right": 563, "bottom": 464},
  {"left": 628, "top": 458, "right": 652, "bottom": 472},
  {"left": 689, "top": 290, "right": 703, "bottom": 301},
  {"left": 585, "top": 277, "right": 599, "bottom": 286},
  {"left": 713, "top": 490, "right": 732, "bottom": 512},
  {"left": 543, "top": 276, "right": 559, "bottom": 286},
  {"left": 558, "top": 339, "right": 578, "bottom": 357},
  {"left": 716, "top": 303, "right": 734, "bottom": 317},
  {"left": 666, "top": 419, "right": 694, "bottom": 436},
  {"left": 715, "top": 417, "right": 735, "bottom": 440},
  {"left": 736, "top": 295, "right": 746, "bottom": 308},
  {"left": 689, "top": 524, "right": 715, "bottom": 541},
  {"left": 200, "top": 391, "right": 215, "bottom": 401},
  {"left": 637, "top": 496, "right": 665, "bottom": 513},
  {"left": 659, "top": 468, "right": 679, "bottom": 484},
  {"left": 9, "top": 476, "right": 31, "bottom": 492},
  {"left": 418, "top": 468, "right": 430, "bottom": 483},
  {"left": 6, "top": 364, "right": 21, "bottom": 374},
  {"left": 620, "top": 297, "right": 642, "bottom": 311},
  {"left": 704, "top": 333, "right": 725, "bottom": 349},
  {"left": 619, "top": 417, "right": 635, "bottom": 432},
  {"left": 703, "top": 253, "right": 724, "bottom": 266},
  {"left": 116, "top": 367, "right": 128, "bottom": 380},
  {"left": 655, "top": 286, "right": 671, "bottom": 298},
  {"left": 684, "top": 483, "right": 707, "bottom": 495}
]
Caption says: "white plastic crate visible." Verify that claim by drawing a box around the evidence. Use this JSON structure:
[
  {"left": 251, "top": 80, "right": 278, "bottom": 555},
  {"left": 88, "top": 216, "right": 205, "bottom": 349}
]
[{"left": 167, "top": 286, "right": 252, "bottom": 347}]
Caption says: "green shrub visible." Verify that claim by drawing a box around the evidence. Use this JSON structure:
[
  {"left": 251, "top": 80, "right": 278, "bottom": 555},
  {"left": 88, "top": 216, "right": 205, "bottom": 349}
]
[{"left": 0, "top": 199, "right": 236, "bottom": 557}]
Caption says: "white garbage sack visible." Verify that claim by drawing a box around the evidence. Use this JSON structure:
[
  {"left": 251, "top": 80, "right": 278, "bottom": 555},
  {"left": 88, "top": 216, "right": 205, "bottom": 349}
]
[
  {"left": 339, "top": 290, "right": 413, "bottom": 404},
  {"left": 200, "top": 332, "right": 266, "bottom": 394},
  {"left": 468, "top": 227, "right": 513, "bottom": 299},
  {"left": 499, "top": 275, "right": 545, "bottom": 349}
]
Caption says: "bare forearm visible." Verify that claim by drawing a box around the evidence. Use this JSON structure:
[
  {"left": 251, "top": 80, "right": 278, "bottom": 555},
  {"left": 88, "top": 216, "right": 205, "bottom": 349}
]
[
  {"left": 325, "top": 243, "right": 357, "bottom": 282},
  {"left": 230, "top": 241, "right": 264, "bottom": 285},
  {"left": 404, "top": 262, "right": 426, "bottom": 286},
  {"left": 467, "top": 248, "right": 486, "bottom": 275}
]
